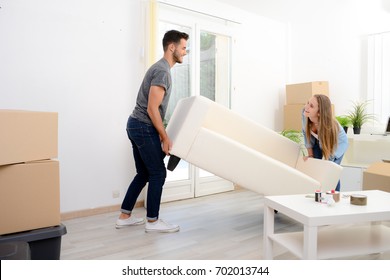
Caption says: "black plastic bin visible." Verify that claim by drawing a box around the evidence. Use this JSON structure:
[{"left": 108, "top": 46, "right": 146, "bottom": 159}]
[
  {"left": 0, "top": 241, "right": 31, "bottom": 260},
  {"left": 0, "top": 224, "right": 67, "bottom": 260}
]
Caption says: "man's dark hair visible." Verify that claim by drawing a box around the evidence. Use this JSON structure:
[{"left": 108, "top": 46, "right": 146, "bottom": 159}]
[{"left": 162, "top": 30, "right": 189, "bottom": 51}]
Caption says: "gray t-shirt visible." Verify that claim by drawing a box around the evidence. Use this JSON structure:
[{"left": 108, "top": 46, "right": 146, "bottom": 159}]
[{"left": 131, "top": 58, "right": 171, "bottom": 125}]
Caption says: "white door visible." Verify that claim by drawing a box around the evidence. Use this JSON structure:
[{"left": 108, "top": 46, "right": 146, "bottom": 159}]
[{"left": 156, "top": 5, "right": 237, "bottom": 202}]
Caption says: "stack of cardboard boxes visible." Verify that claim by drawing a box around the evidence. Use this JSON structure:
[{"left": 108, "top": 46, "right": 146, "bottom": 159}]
[
  {"left": 0, "top": 110, "right": 60, "bottom": 235},
  {"left": 283, "top": 81, "right": 333, "bottom": 131}
]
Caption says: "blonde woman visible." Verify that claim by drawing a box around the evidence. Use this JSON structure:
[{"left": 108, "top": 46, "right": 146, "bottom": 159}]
[{"left": 302, "top": 94, "right": 348, "bottom": 191}]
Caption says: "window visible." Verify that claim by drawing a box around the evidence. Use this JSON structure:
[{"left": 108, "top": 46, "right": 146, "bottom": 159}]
[
  {"left": 200, "top": 31, "right": 231, "bottom": 107},
  {"left": 367, "top": 31, "right": 390, "bottom": 124}
]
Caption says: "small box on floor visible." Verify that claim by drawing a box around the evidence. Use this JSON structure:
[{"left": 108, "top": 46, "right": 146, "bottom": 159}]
[
  {"left": 0, "top": 160, "right": 60, "bottom": 235},
  {"left": 363, "top": 162, "right": 390, "bottom": 192}
]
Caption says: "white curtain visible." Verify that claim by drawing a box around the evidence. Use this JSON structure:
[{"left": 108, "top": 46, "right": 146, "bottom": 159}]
[
  {"left": 142, "top": 0, "right": 159, "bottom": 69},
  {"left": 367, "top": 31, "right": 390, "bottom": 124}
]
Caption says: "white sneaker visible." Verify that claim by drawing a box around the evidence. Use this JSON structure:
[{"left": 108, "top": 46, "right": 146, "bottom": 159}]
[
  {"left": 145, "top": 219, "right": 180, "bottom": 233},
  {"left": 115, "top": 216, "right": 145, "bottom": 229}
]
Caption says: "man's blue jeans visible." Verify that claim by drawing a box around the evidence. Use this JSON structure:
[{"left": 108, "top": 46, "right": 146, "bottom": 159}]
[
  {"left": 312, "top": 139, "right": 343, "bottom": 192},
  {"left": 120, "top": 117, "right": 166, "bottom": 221}
]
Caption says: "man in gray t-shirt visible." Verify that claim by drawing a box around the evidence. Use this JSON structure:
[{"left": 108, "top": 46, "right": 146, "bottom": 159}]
[
  {"left": 131, "top": 57, "right": 172, "bottom": 126},
  {"left": 116, "top": 30, "right": 189, "bottom": 233}
]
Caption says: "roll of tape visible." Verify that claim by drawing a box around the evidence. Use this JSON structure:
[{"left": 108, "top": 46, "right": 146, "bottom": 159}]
[
  {"left": 350, "top": 194, "right": 367, "bottom": 205},
  {"left": 326, "top": 190, "right": 340, "bottom": 202}
]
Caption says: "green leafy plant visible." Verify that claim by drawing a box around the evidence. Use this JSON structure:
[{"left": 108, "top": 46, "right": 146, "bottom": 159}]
[
  {"left": 335, "top": 115, "right": 351, "bottom": 127},
  {"left": 336, "top": 115, "right": 351, "bottom": 133},
  {"left": 280, "top": 129, "right": 307, "bottom": 155},
  {"left": 280, "top": 129, "right": 302, "bottom": 143},
  {"left": 347, "top": 100, "right": 375, "bottom": 134}
]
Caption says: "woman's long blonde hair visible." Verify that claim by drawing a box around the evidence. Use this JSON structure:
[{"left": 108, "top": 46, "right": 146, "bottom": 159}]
[{"left": 305, "top": 94, "right": 339, "bottom": 160}]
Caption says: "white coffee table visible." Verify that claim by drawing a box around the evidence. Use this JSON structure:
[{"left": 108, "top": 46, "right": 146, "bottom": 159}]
[{"left": 263, "top": 190, "right": 390, "bottom": 259}]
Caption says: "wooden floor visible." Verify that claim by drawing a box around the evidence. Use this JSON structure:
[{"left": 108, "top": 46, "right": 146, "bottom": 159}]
[{"left": 60, "top": 189, "right": 390, "bottom": 260}]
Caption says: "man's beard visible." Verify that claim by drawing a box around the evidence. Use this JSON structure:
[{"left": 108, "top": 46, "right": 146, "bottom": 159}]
[{"left": 173, "top": 51, "right": 183, "bottom": 64}]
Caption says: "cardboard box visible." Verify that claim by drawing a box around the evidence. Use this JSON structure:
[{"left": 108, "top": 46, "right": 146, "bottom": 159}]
[
  {"left": 0, "top": 160, "right": 60, "bottom": 235},
  {"left": 284, "top": 104, "right": 305, "bottom": 131},
  {"left": 286, "top": 81, "right": 329, "bottom": 104},
  {"left": 0, "top": 110, "right": 58, "bottom": 166},
  {"left": 363, "top": 162, "right": 390, "bottom": 192},
  {"left": 284, "top": 103, "right": 335, "bottom": 131}
]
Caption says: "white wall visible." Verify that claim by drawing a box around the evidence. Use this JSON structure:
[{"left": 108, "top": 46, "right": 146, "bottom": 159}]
[
  {"left": 231, "top": 11, "right": 288, "bottom": 130},
  {"left": 287, "top": 0, "right": 390, "bottom": 119},
  {"left": 0, "top": 0, "right": 287, "bottom": 213},
  {"left": 220, "top": 0, "right": 390, "bottom": 121},
  {"left": 0, "top": 0, "right": 144, "bottom": 213},
  {"left": 1, "top": 0, "right": 388, "bottom": 214}
]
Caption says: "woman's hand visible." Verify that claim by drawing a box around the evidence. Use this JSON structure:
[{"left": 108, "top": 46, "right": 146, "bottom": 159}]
[{"left": 303, "top": 155, "right": 313, "bottom": 161}]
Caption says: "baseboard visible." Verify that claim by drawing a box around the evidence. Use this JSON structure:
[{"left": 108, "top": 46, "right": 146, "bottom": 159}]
[
  {"left": 61, "top": 200, "right": 144, "bottom": 221},
  {"left": 61, "top": 186, "right": 241, "bottom": 221}
]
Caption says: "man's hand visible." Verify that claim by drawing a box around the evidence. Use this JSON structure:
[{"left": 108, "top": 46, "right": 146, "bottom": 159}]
[{"left": 161, "top": 136, "right": 172, "bottom": 155}]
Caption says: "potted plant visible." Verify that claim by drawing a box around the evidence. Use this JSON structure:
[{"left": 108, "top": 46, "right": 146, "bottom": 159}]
[
  {"left": 280, "top": 129, "right": 306, "bottom": 155},
  {"left": 336, "top": 115, "right": 351, "bottom": 134},
  {"left": 347, "top": 100, "right": 374, "bottom": 134}
]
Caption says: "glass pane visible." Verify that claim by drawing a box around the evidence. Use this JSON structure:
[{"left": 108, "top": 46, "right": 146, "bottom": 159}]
[
  {"left": 200, "top": 31, "right": 230, "bottom": 107},
  {"left": 199, "top": 31, "right": 231, "bottom": 178},
  {"left": 158, "top": 22, "right": 191, "bottom": 182}
]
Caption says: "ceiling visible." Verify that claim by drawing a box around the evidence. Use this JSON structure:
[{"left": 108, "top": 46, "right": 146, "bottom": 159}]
[
  {"left": 215, "top": 0, "right": 313, "bottom": 20},
  {"left": 216, "top": 0, "right": 390, "bottom": 20}
]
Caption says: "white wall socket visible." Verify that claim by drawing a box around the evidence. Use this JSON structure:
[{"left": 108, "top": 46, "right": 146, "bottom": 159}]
[{"left": 112, "top": 190, "right": 120, "bottom": 198}]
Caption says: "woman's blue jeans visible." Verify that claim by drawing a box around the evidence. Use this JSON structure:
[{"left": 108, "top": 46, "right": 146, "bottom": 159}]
[
  {"left": 312, "top": 139, "right": 343, "bottom": 192},
  {"left": 120, "top": 117, "right": 166, "bottom": 221}
]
